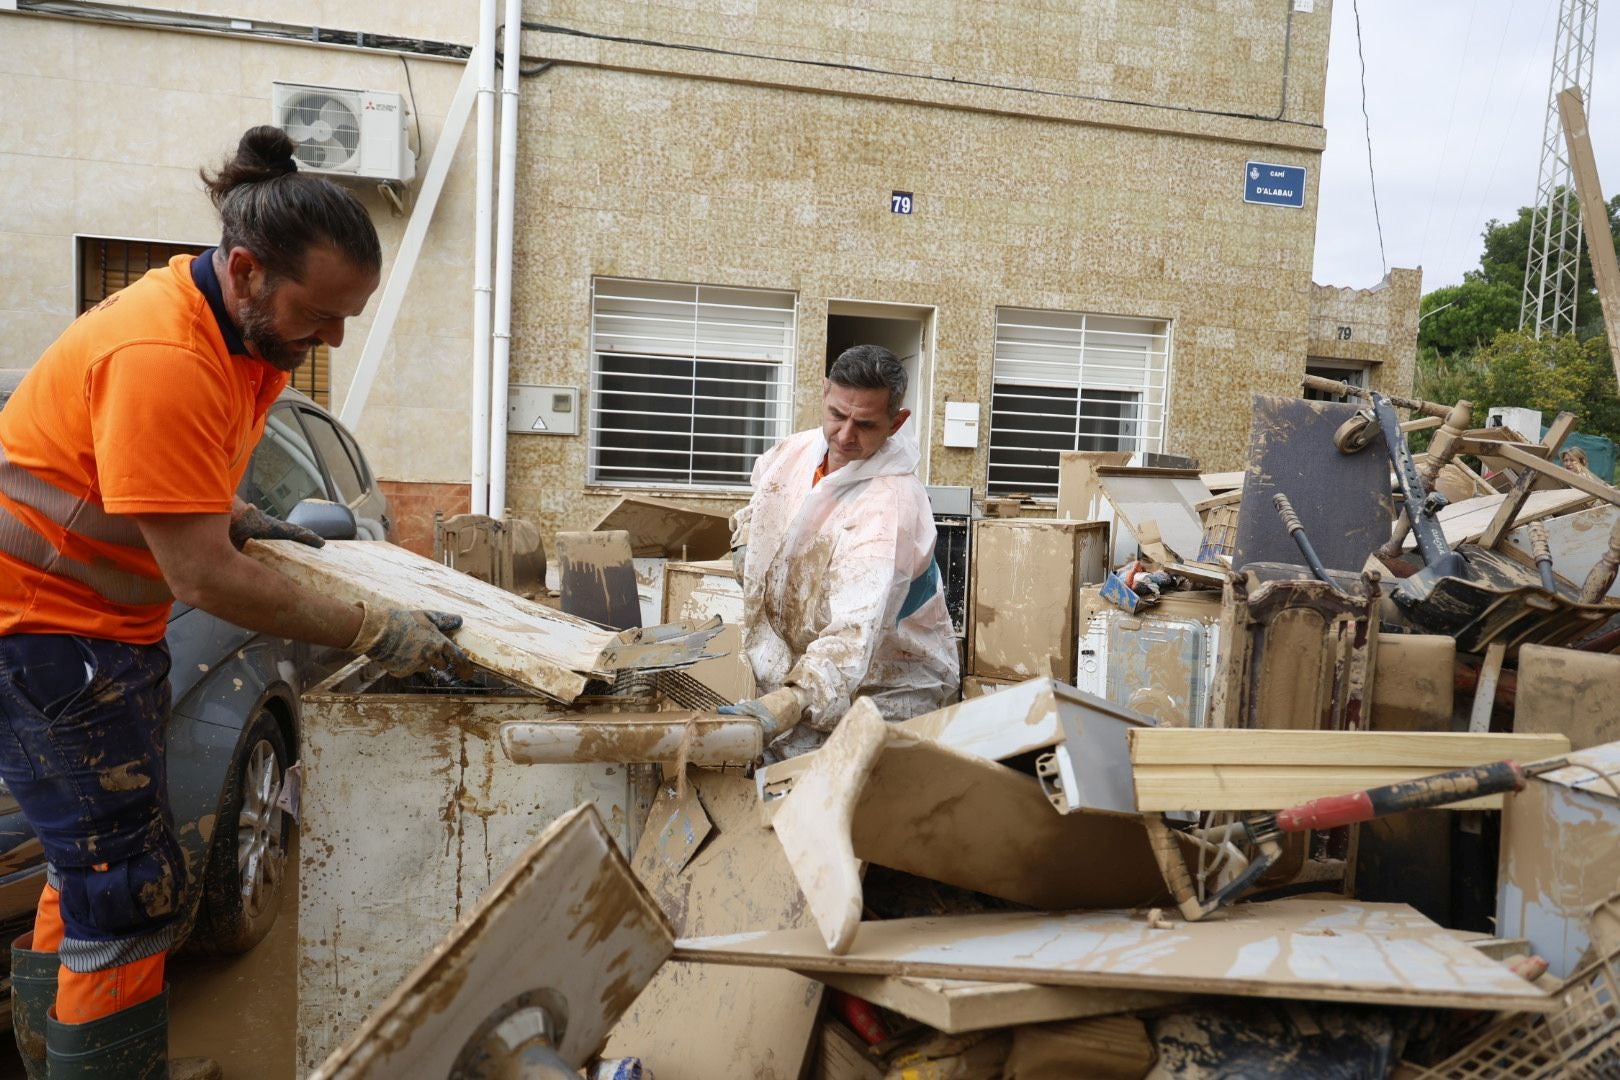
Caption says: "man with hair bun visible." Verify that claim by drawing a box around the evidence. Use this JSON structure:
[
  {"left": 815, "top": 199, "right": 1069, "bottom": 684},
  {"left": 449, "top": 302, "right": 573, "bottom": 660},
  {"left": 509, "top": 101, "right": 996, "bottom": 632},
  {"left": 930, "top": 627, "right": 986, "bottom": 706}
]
[
  {"left": 0, "top": 127, "right": 464, "bottom": 1078},
  {"left": 724, "top": 344, "right": 960, "bottom": 759}
]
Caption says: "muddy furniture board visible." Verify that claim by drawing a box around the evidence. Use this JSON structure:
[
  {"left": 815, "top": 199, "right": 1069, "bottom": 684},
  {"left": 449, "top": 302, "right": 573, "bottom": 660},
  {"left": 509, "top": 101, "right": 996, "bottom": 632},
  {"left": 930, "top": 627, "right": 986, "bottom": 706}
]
[
  {"left": 766, "top": 698, "right": 1167, "bottom": 954},
  {"left": 593, "top": 494, "right": 734, "bottom": 560},
  {"left": 248, "top": 538, "right": 618, "bottom": 701},
  {"left": 1514, "top": 645, "right": 1620, "bottom": 750},
  {"left": 1234, "top": 395, "right": 1394, "bottom": 573},
  {"left": 1128, "top": 729, "right": 1570, "bottom": 812},
  {"left": 604, "top": 769, "right": 823, "bottom": 1080},
  {"left": 295, "top": 661, "right": 636, "bottom": 1073},
  {"left": 968, "top": 519, "right": 1108, "bottom": 682},
  {"left": 309, "top": 804, "right": 672, "bottom": 1079},
  {"left": 1055, "top": 450, "right": 1134, "bottom": 521},
  {"left": 1094, "top": 468, "right": 1212, "bottom": 565},
  {"left": 556, "top": 529, "right": 642, "bottom": 629},
  {"left": 675, "top": 898, "right": 1555, "bottom": 1013},
  {"left": 1506, "top": 503, "right": 1620, "bottom": 598},
  {"left": 1497, "top": 742, "right": 1620, "bottom": 979},
  {"left": 813, "top": 974, "right": 1182, "bottom": 1034}
]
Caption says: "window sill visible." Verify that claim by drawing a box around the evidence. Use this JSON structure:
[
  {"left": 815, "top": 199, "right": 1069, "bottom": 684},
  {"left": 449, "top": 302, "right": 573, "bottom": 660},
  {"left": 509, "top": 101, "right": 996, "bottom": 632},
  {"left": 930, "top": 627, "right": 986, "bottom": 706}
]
[{"left": 583, "top": 484, "right": 751, "bottom": 500}]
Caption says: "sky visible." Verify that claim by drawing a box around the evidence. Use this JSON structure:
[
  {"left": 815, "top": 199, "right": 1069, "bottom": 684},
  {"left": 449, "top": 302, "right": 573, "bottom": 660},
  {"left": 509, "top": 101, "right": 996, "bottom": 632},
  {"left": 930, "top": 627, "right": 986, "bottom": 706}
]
[{"left": 1314, "top": 0, "right": 1620, "bottom": 293}]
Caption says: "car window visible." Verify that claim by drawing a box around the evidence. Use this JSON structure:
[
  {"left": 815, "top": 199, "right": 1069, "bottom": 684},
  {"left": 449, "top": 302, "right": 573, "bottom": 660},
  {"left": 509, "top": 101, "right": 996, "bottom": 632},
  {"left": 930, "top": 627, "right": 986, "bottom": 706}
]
[
  {"left": 299, "top": 410, "right": 367, "bottom": 506},
  {"left": 243, "top": 406, "right": 328, "bottom": 518}
]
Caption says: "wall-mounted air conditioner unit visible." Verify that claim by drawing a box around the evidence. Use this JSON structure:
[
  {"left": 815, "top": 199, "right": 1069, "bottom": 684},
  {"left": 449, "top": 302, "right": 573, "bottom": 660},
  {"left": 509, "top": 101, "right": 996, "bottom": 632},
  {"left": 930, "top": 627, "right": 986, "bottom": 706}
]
[{"left": 271, "top": 82, "right": 416, "bottom": 183}]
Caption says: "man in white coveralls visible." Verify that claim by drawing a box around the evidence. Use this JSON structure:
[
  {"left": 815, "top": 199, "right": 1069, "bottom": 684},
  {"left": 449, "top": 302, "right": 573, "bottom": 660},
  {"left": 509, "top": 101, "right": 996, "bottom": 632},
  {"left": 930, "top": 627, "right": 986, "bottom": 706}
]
[{"left": 723, "top": 344, "right": 960, "bottom": 758}]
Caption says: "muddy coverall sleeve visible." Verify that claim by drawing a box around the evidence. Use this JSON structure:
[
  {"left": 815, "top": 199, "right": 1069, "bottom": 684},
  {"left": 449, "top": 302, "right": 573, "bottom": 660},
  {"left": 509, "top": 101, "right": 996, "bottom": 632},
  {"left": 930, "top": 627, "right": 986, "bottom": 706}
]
[{"left": 785, "top": 508, "right": 912, "bottom": 731}]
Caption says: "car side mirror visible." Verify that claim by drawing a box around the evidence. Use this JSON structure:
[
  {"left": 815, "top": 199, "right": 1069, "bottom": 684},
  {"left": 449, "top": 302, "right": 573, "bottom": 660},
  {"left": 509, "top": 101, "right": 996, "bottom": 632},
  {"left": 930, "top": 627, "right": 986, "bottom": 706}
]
[{"left": 287, "top": 499, "right": 359, "bottom": 541}]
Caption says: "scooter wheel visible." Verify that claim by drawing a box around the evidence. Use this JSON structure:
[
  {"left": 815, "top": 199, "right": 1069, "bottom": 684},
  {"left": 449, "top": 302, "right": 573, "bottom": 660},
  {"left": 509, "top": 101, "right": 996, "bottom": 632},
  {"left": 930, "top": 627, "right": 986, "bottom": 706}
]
[{"left": 1334, "top": 415, "right": 1376, "bottom": 454}]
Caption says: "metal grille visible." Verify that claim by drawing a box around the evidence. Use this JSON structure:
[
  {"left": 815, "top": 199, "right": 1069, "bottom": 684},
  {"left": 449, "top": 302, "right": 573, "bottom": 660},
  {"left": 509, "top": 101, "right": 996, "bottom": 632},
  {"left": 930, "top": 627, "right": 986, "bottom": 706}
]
[
  {"left": 588, "top": 277, "right": 795, "bottom": 489},
  {"left": 76, "top": 236, "right": 330, "bottom": 406},
  {"left": 987, "top": 307, "right": 1170, "bottom": 497}
]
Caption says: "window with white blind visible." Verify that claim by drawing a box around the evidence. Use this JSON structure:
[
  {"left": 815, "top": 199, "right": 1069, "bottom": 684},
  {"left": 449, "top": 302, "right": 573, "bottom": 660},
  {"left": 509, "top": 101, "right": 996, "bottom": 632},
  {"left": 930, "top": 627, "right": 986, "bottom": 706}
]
[
  {"left": 987, "top": 307, "right": 1171, "bottom": 497},
  {"left": 589, "top": 278, "right": 796, "bottom": 488}
]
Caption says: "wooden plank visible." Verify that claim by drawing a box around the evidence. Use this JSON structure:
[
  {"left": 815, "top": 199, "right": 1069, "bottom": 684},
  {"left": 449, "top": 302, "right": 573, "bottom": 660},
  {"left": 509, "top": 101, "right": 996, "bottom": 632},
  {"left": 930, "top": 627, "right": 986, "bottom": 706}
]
[
  {"left": 673, "top": 898, "right": 1555, "bottom": 1013},
  {"left": 1495, "top": 442, "right": 1620, "bottom": 508},
  {"left": 1559, "top": 87, "right": 1620, "bottom": 386},
  {"left": 1478, "top": 412, "right": 1578, "bottom": 550},
  {"left": 1133, "top": 766, "right": 1515, "bottom": 811},
  {"left": 249, "top": 538, "right": 615, "bottom": 701},
  {"left": 308, "top": 804, "right": 673, "bottom": 1079},
  {"left": 812, "top": 973, "right": 1182, "bottom": 1034},
  {"left": 771, "top": 699, "right": 1168, "bottom": 954},
  {"left": 1128, "top": 729, "right": 1569, "bottom": 768},
  {"left": 1425, "top": 487, "right": 1594, "bottom": 549},
  {"left": 604, "top": 769, "right": 823, "bottom": 1080},
  {"left": 1469, "top": 642, "right": 1507, "bottom": 733}
]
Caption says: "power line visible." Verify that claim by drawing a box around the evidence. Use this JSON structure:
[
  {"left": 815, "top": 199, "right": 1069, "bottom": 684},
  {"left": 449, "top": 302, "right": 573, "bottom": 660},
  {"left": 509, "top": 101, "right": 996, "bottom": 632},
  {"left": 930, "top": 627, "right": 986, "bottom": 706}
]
[{"left": 1352, "top": 0, "right": 1389, "bottom": 275}]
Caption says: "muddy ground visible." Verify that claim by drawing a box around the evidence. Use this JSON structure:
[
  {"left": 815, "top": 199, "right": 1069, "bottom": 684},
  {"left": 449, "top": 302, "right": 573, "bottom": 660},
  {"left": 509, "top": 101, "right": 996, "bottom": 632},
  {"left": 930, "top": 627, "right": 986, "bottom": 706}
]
[{"left": 0, "top": 834, "right": 298, "bottom": 1079}]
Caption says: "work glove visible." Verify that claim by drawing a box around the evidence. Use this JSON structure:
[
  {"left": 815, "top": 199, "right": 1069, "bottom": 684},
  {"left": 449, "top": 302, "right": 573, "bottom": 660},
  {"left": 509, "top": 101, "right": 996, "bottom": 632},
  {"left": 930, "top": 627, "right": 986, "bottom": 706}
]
[
  {"left": 718, "top": 685, "right": 808, "bottom": 740},
  {"left": 230, "top": 504, "right": 324, "bottom": 550},
  {"left": 347, "top": 603, "right": 473, "bottom": 678}
]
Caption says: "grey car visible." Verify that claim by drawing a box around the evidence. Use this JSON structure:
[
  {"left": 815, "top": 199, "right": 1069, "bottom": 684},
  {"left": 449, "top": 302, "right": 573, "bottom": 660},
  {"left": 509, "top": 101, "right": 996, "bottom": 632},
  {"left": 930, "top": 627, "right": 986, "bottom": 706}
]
[{"left": 0, "top": 372, "right": 391, "bottom": 956}]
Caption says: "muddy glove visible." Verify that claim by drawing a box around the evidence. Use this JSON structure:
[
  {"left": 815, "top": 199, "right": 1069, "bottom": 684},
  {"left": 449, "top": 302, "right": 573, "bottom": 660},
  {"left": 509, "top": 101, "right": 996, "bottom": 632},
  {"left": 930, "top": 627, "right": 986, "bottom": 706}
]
[
  {"left": 347, "top": 603, "right": 472, "bottom": 678},
  {"left": 718, "top": 685, "right": 808, "bottom": 740},
  {"left": 230, "top": 504, "right": 324, "bottom": 550}
]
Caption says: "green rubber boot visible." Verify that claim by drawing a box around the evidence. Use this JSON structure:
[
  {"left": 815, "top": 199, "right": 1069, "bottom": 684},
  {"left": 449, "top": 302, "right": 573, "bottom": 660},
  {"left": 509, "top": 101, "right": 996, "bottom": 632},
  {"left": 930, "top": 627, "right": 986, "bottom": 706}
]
[
  {"left": 45, "top": 987, "right": 221, "bottom": 1080},
  {"left": 10, "top": 932, "right": 57, "bottom": 1080}
]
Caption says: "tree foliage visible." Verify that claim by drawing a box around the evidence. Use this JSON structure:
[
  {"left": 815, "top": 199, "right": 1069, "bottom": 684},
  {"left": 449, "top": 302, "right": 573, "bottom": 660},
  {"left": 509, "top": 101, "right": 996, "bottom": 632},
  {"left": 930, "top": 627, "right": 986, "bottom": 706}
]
[{"left": 1414, "top": 193, "right": 1620, "bottom": 441}]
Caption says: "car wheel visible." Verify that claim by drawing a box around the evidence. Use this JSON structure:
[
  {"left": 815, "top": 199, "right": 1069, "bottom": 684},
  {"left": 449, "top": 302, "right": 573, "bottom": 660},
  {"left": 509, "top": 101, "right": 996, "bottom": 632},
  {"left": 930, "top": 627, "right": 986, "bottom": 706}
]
[{"left": 189, "top": 707, "right": 291, "bottom": 955}]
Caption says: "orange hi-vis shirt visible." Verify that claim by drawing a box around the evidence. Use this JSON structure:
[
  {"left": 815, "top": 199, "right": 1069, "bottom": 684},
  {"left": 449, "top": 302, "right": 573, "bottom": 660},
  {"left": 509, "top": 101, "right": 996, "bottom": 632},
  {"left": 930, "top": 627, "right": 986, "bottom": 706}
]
[{"left": 0, "top": 253, "right": 287, "bottom": 645}]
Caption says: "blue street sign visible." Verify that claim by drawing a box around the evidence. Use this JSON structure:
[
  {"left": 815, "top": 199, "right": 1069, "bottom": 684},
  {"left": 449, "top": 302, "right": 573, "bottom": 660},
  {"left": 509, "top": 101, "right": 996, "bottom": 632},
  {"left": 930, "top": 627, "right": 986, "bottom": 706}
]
[{"left": 1244, "top": 161, "right": 1306, "bottom": 208}]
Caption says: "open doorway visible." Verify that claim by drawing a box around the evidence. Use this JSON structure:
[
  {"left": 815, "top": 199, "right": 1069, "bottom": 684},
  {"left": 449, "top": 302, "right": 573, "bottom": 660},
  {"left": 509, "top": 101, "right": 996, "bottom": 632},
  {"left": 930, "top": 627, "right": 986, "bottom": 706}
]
[{"left": 825, "top": 300, "right": 935, "bottom": 479}]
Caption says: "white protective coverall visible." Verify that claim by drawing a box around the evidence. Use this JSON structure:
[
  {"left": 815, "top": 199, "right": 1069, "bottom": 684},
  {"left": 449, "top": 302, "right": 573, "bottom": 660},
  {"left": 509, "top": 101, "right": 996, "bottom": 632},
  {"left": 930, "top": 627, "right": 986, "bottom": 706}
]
[{"left": 732, "top": 426, "right": 960, "bottom": 757}]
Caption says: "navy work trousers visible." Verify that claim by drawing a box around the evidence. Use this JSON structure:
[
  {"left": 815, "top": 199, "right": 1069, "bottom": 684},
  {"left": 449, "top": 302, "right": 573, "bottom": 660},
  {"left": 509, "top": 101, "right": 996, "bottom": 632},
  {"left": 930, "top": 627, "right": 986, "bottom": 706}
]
[{"left": 0, "top": 633, "right": 184, "bottom": 972}]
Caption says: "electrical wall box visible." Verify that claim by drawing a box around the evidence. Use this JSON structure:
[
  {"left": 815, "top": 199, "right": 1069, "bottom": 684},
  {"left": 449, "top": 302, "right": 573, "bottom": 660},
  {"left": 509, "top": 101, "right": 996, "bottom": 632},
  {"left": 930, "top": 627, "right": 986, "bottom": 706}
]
[
  {"left": 508, "top": 385, "right": 580, "bottom": 436},
  {"left": 943, "top": 401, "right": 981, "bottom": 448}
]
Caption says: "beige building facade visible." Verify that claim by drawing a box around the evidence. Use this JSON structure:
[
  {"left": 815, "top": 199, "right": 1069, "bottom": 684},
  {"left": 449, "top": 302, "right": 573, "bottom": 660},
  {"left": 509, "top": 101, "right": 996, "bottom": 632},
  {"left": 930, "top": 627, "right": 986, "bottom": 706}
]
[{"left": 1, "top": 0, "right": 1420, "bottom": 547}]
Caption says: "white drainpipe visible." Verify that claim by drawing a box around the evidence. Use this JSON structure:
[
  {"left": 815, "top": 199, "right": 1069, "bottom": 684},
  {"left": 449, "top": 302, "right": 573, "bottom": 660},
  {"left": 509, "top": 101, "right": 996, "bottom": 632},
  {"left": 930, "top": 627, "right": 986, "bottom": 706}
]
[
  {"left": 469, "top": 0, "right": 497, "bottom": 516},
  {"left": 488, "top": 0, "right": 521, "bottom": 519}
]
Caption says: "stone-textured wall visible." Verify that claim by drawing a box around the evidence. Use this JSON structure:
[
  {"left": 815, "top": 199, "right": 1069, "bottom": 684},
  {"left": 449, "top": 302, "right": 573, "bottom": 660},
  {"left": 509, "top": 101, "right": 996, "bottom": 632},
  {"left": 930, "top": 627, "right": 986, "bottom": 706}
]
[
  {"left": 1306, "top": 269, "right": 1422, "bottom": 396},
  {"left": 525, "top": 0, "right": 1328, "bottom": 125},
  {"left": 505, "top": 0, "right": 1334, "bottom": 535}
]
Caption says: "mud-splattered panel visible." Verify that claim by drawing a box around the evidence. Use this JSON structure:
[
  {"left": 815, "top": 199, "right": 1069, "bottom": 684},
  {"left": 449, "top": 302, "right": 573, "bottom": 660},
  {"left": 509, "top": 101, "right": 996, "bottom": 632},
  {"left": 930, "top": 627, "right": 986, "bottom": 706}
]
[
  {"left": 295, "top": 665, "right": 634, "bottom": 1072},
  {"left": 677, "top": 898, "right": 1555, "bottom": 1013},
  {"left": 307, "top": 804, "right": 672, "bottom": 1078}
]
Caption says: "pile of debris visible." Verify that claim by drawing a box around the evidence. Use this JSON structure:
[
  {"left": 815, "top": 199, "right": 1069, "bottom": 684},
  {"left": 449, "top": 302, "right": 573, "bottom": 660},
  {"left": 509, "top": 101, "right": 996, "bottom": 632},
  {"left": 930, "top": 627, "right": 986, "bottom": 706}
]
[{"left": 267, "top": 379, "right": 1620, "bottom": 1079}]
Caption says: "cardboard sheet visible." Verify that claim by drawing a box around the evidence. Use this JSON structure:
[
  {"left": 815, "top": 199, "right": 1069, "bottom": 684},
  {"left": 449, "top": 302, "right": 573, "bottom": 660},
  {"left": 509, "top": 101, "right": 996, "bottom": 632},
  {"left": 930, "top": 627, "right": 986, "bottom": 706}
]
[
  {"left": 309, "top": 804, "right": 672, "bottom": 1079},
  {"left": 676, "top": 898, "right": 1555, "bottom": 1013}
]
